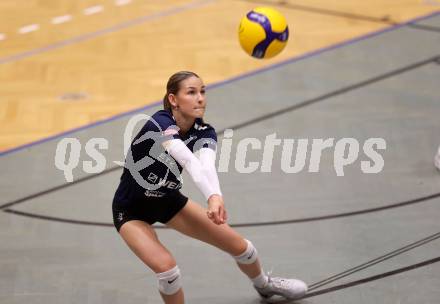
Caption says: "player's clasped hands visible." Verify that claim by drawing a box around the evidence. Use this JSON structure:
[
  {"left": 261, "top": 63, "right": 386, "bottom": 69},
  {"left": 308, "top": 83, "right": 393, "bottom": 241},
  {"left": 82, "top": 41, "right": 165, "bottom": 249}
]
[{"left": 207, "top": 194, "right": 227, "bottom": 225}]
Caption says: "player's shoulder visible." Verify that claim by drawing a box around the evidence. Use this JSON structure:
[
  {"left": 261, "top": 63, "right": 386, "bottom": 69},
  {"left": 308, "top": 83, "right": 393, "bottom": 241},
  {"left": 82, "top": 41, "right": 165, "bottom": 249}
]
[
  {"left": 146, "top": 110, "right": 177, "bottom": 132},
  {"left": 193, "top": 118, "right": 217, "bottom": 142},
  {"left": 194, "top": 118, "right": 215, "bottom": 133},
  {"left": 151, "top": 110, "right": 174, "bottom": 122}
]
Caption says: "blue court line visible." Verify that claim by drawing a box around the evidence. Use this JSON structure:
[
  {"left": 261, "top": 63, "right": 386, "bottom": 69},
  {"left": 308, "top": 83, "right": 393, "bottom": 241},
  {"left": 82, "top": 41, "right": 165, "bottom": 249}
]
[
  {"left": 0, "top": 0, "right": 215, "bottom": 65},
  {"left": 1, "top": 10, "right": 439, "bottom": 157}
]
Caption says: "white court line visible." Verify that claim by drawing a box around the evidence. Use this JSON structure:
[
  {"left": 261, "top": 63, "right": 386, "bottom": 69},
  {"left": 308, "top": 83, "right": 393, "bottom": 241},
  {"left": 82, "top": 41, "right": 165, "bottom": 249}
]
[
  {"left": 19, "top": 24, "right": 40, "bottom": 34},
  {"left": 115, "top": 0, "right": 132, "bottom": 6},
  {"left": 0, "top": 0, "right": 217, "bottom": 66},
  {"left": 0, "top": 33, "right": 5, "bottom": 41},
  {"left": 52, "top": 15, "right": 72, "bottom": 25},
  {"left": 84, "top": 5, "right": 104, "bottom": 15}
]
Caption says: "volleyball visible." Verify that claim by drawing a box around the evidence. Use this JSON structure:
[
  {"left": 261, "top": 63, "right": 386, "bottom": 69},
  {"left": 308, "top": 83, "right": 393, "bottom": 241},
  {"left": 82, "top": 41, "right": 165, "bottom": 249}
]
[{"left": 238, "top": 7, "right": 289, "bottom": 59}]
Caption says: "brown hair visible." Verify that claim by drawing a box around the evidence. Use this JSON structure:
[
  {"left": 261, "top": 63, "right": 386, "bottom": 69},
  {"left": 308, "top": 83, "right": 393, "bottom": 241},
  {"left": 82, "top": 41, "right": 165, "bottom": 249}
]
[{"left": 163, "top": 71, "right": 200, "bottom": 112}]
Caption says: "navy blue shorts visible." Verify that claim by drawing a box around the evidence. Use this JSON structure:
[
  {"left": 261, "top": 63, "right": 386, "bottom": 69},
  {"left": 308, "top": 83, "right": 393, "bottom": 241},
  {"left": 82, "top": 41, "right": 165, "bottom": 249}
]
[{"left": 112, "top": 191, "right": 188, "bottom": 232}]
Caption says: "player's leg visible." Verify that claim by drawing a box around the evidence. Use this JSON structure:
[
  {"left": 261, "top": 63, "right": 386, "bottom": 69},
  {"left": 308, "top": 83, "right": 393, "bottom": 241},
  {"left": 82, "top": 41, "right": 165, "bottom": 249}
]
[
  {"left": 165, "top": 199, "right": 261, "bottom": 273},
  {"left": 118, "top": 220, "right": 184, "bottom": 304},
  {"left": 165, "top": 200, "right": 268, "bottom": 290},
  {"left": 165, "top": 199, "right": 307, "bottom": 299}
]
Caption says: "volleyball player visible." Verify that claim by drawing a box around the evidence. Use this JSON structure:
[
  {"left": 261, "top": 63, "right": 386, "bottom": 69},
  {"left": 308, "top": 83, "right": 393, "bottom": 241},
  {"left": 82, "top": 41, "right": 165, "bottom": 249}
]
[{"left": 112, "top": 71, "right": 307, "bottom": 303}]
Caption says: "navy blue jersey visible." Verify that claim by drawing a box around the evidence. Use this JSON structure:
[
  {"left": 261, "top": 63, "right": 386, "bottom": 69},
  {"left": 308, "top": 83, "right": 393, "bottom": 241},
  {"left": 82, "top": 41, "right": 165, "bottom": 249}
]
[{"left": 114, "top": 110, "right": 217, "bottom": 204}]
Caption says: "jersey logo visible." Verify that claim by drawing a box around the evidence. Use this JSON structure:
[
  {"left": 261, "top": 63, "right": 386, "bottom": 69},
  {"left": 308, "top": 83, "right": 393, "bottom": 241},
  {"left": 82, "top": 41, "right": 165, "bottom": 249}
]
[
  {"left": 147, "top": 172, "right": 158, "bottom": 183},
  {"left": 144, "top": 190, "right": 165, "bottom": 197}
]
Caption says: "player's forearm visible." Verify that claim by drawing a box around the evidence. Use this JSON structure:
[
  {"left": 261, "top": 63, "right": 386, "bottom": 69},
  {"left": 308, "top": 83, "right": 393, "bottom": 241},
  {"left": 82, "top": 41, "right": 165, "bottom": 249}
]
[{"left": 164, "top": 139, "right": 222, "bottom": 200}]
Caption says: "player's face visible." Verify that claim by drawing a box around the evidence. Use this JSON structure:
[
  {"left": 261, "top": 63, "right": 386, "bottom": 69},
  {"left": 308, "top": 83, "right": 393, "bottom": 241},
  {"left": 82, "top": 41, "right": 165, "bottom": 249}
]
[{"left": 175, "top": 76, "right": 206, "bottom": 119}]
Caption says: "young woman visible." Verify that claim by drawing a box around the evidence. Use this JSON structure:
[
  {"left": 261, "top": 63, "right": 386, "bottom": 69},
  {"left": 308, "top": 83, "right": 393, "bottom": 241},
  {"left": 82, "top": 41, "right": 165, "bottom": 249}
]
[{"left": 112, "top": 71, "right": 307, "bottom": 304}]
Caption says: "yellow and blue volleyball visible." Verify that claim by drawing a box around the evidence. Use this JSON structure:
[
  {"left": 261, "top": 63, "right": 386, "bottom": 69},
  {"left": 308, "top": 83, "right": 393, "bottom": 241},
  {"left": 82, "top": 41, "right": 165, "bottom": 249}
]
[{"left": 238, "top": 7, "right": 289, "bottom": 59}]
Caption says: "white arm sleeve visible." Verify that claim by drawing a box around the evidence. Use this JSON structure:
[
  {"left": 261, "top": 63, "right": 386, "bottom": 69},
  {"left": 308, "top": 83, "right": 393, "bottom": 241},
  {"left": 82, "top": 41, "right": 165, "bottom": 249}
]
[
  {"left": 198, "top": 148, "right": 222, "bottom": 196},
  {"left": 163, "top": 139, "right": 221, "bottom": 201}
]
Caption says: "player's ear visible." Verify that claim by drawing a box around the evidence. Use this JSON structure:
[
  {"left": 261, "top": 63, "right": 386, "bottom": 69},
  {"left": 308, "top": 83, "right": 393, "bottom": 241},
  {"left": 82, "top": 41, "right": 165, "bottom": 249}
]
[{"left": 168, "top": 93, "right": 178, "bottom": 109}]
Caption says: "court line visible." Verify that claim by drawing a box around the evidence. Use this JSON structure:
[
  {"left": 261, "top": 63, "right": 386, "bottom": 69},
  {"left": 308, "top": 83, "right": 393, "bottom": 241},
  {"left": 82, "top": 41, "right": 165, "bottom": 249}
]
[
  {"left": 18, "top": 24, "right": 40, "bottom": 34},
  {"left": 83, "top": 5, "right": 104, "bottom": 16},
  {"left": 299, "top": 257, "right": 440, "bottom": 301},
  {"left": 51, "top": 15, "right": 73, "bottom": 25},
  {"left": 0, "top": 0, "right": 215, "bottom": 66},
  {"left": 3, "top": 209, "right": 112, "bottom": 227},
  {"left": 0, "top": 55, "right": 437, "bottom": 211},
  {"left": 0, "top": 10, "right": 439, "bottom": 157},
  {"left": 3, "top": 192, "right": 440, "bottom": 228},
  {"left": 5, "top": 208, "right": 438, "bottom": 302},
  {"left": 115, "top": 0, "right": 132, "bottom": 6},
  {"left": 408, "top": 23, "right": 440, "bottom": 32},
  {"left": 308, "top": 231, "right": 440, "bottom": 291}
]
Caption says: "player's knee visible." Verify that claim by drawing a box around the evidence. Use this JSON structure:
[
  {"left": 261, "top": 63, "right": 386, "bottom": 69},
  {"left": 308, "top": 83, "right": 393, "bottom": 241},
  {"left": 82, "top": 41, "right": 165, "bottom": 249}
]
[
  {"left": 232, "top": 239, "right": 258, "bottom": 265},
  {"left": 155, "top": 254, "right": 177, "bottom": 274},
  {"left": 157, "top": 265, "right": 182, "bottom": 295}
]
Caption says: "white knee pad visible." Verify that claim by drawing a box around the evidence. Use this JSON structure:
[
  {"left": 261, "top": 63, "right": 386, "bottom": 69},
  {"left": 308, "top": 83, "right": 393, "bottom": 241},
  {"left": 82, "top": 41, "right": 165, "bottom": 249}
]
[
  {"left": 233, "top": 239, "right": 258, "bottom": 265},
  {"left": 157, "top": 265, "right": 182, "bottom": 295}
]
